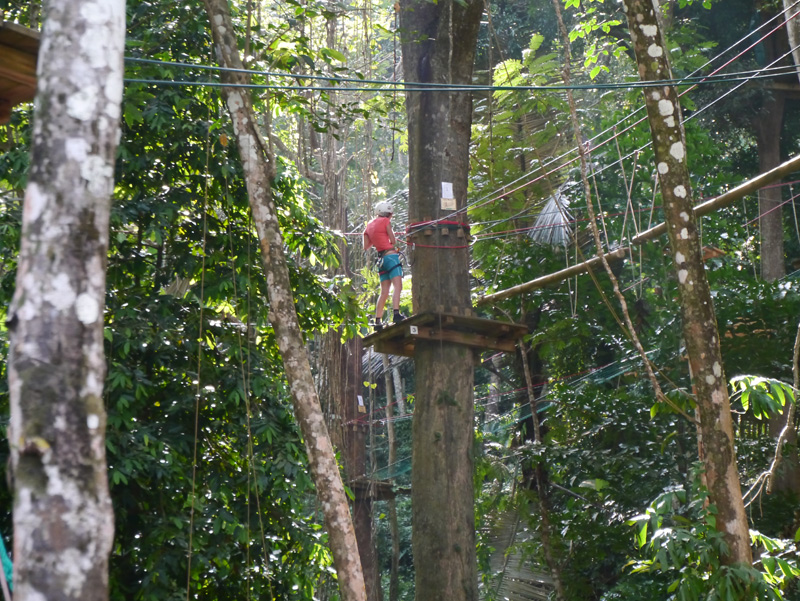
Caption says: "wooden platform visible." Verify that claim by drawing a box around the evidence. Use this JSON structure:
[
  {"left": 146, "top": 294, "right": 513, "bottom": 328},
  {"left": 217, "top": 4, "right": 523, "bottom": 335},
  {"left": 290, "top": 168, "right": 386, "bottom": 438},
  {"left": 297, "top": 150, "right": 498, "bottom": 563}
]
[
  {"left": 0, "top": 21, "right": 39, "bottom": 124},
  {"left": 349, "top": 478, "right": 409, "bottom": 501},
  {"left": 362, "top": 312, "right": 529, "bottom": 357}
]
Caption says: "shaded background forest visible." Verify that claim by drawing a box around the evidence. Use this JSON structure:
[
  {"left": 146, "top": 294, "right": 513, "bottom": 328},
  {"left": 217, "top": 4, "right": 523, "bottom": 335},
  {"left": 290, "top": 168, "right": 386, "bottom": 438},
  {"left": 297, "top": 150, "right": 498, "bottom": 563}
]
[{"left": 2, "top": 0, "right": 800, "bottom": 599}]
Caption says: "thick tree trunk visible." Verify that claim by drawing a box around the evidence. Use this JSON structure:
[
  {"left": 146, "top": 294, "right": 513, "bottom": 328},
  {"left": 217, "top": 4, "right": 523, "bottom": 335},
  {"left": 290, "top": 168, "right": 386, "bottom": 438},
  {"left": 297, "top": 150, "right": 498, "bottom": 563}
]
[
  {"left": 6, "top": 2, "right": 125, "bottom": 599},
  {"left": 201, "top": 2, "right": 366, "bottom": 599},
  {"left": 755, "top": 92, "right": 786, "bottom": 282},
  {"left": 783, "top": 0, "right": 800, "bottom": 86},
  {"left": 621, "top": 0, "right": 753, "bottom": 565},
  {"left": 399, "top": 1, "right": 483, "bottom": 599}
]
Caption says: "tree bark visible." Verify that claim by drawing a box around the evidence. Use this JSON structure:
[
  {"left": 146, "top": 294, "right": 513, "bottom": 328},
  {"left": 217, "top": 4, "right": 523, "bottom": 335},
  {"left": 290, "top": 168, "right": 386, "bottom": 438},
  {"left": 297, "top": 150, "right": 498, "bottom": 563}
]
[
  {"left": 621, "top": 0, "right": 753, "bottom": 565},
  {"left": 383, "top": 354, "right": 401, "bottom": 601},
  {"left": 201, "top": 2, "right": 367, "bottom": 599},
  {"left": 755, "top": 91, "right": 786, "bottom": 282},
  {"left": 6, "top": 1, "right": 125, "bottom": 599},
  {"left": 393, "top": 364, "right": 406, "bottom": 415},
  {"left": 398, "top": 1, "right": 483, "bottom": 599},
  {"left": 783, "top": 0, "right": 800, "bottom": 86},
  {"left": 519, "top": 345, "right": 566, "bottom": 601}
]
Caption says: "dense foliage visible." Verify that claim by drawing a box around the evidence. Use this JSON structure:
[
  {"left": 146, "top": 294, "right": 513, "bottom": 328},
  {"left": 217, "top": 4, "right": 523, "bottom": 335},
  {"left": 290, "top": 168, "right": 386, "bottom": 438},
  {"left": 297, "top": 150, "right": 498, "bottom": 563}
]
[{"left": 2, "top": 0, "right": 800, "bottom": 598}]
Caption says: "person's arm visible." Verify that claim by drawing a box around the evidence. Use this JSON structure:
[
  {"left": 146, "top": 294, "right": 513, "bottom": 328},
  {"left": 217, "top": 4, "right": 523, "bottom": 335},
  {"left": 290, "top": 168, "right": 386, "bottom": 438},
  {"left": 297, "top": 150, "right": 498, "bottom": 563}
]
[
  {"left": 387, "top": 221, "right": 397, "bottom": 250},
  {"left": 363, "top": 229, "right": 373, "bottom": 250}
]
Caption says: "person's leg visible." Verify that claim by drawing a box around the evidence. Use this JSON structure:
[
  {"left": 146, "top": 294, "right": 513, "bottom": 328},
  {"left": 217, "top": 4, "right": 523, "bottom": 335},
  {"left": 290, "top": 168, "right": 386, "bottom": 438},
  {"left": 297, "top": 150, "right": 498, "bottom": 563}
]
[
  {"left": 376, "top": 279, "right": 391, "bottom": 320},
  {"left": 391, "top": 274, "right": 402, "bottom": 310}
]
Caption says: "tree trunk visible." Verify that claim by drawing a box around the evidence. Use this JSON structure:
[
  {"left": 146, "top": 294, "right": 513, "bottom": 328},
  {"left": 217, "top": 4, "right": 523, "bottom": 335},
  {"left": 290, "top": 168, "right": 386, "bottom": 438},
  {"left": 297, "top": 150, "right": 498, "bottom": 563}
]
[
  {"left": 783, "top": 0, "right": 800, "bottom": 86},
  {"left": 6, "top": 1, "right": 125, "bottom": 599},
  {"left": 384, "top": 356, "right": 401, "bottom": 601},
  {"left": 398, "top": 1, "right": 483, "bottom": 599},
  {"left": 520, "top": 345, "right": 566, "bottom": 601},
  {"left": 755, "top": 92, "right": 786, "bottom": 282},
  {"left": 201, "top": 2, "right": 366, "bottom": 599},
  {"left": 621, "top": 0, "right": 753, "bottom": 565},
  {"left": 393, "top": 364, "right": 406, "bottom": 415}
]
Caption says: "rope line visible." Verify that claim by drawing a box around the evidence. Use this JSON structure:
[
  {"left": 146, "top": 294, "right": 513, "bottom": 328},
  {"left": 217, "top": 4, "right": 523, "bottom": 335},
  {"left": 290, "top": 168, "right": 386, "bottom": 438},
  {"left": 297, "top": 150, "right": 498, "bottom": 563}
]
[{"left": 124, "top": 56, "right": 800, "bottom": 92}]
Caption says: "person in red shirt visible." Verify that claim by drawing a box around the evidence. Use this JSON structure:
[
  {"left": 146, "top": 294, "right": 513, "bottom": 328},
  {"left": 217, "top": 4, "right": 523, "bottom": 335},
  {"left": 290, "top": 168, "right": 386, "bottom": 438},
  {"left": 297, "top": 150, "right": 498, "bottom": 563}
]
[{"left": 363, "top": 201, "right": 405, "bottom": 328}]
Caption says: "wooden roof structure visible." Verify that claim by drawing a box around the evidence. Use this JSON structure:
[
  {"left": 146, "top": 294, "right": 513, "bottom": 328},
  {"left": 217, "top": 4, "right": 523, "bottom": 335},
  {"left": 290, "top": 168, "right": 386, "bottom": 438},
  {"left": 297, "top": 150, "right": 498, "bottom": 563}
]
[
  {"left": 362, "top": 311, "right": 529, "bottom": 357},
  {"left": 0, "top": 20, "right": 39, "bottom": 124}
]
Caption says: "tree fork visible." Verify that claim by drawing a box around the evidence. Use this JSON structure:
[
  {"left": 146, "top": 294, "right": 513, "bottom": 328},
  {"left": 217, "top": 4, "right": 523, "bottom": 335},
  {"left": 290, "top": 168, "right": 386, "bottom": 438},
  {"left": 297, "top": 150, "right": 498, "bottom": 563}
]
[
  {"left": 620, "top": 0, "right": 752, "bottom": 565},
  {"left": 202, "top": 1, "right": 367, "bottom": 599}
]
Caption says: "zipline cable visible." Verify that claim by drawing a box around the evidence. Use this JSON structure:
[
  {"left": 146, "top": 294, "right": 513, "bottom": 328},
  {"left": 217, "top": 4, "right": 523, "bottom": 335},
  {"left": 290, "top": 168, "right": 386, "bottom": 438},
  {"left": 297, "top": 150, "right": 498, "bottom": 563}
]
[{"left": 123, "top": 56, "right": 800, "bottom": 92}]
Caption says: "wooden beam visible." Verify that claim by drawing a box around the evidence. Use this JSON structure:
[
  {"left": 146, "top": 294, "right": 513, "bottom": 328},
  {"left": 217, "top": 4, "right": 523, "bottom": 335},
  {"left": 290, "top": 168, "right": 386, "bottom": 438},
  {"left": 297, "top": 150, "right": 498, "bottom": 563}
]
[
  {"left": 411, "top": 324, "right": 518, "bottom": 352},
  {"left": 475, "top": 247, "right": 627, "bottom": 306},
  {"left": 0, "top": 45, "right": 36, "bottom": 79},
  {"left": 374, "top": 340, "right": 414, "bottom": 357},
  {"left": 631, "top": 153, "right": 800, "bottom": 245}
]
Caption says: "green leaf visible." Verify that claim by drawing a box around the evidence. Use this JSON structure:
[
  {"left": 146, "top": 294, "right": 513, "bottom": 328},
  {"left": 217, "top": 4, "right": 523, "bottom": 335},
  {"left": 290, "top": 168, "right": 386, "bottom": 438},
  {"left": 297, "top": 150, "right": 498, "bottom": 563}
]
[
  {"left": 321, "top": 47, "right": 346, "bottom": 62},
  {"left": 668, "top": 579, "right": 680, "bottom": 593}
]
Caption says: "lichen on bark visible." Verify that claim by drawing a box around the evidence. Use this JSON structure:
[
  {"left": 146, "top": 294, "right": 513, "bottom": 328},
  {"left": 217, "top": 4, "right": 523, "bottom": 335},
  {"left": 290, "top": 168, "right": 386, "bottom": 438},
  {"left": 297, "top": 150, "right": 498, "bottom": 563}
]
[
  {"left": 7, "top": 1, "right": 125, "bottom": 600},
  {"left": 621, "top": 0, "right": 752, "bottom": 566}
]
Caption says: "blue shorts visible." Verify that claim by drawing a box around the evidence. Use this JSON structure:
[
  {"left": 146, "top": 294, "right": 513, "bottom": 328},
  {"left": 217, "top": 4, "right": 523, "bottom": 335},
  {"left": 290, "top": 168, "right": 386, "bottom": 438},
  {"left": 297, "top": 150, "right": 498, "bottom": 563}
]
[{"left": 379, "top": 253, "right": 403, "bottom": 282}]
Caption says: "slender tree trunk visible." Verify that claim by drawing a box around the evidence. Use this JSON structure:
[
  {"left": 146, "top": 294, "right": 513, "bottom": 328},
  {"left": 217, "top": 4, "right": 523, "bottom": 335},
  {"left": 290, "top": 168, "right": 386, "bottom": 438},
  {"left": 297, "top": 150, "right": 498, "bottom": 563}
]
[
  {"left": 6, "top": 1, "right": 124, "bottom": 599},
  {"left": 201, "top": 2, "right": 366, "bottom": 599},
  {"left": 393, "top": 365, "right": 406, "bottom": 415},
  {"left": 487, "top": 355, "right": 501, "bottom": 419},
  {"left": 519, "top": 345, "right": 566, "bottom": 601},
  {"left": 399, "top": 1, "right": 483, "bottom": 599},
  {"left": 621, "top": 0, "right": 752, "bottom": 565},
  {"left": 383, "top": 354, "right": 401, "bottom": 601},
  {"left": 755, "top": 92, "right": 786, "bottom": 282}
]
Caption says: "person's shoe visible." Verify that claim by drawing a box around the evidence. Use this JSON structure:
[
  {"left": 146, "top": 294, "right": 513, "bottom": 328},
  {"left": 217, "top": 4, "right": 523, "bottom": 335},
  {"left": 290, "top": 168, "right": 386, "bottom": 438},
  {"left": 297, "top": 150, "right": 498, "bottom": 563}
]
[
  {"left": 371, "top": 316, "right": 384, "bottom": 331},
  {"left": 393, "top": 311, "right": 407, "bottom": 324}
]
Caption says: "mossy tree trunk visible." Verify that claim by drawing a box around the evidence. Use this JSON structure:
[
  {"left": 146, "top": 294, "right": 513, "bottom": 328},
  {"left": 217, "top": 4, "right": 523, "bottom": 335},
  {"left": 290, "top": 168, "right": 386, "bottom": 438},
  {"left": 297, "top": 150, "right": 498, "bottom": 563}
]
[
  {"left": 6, "top": 1, "right": 125, "bottom": 599},
  {"left": 202, "top": 2, "right": 367, "bottom": 599},
  {"left": 621, "top": 0, "right": 752, "bottom": 565},
  {"left": 398, "top": 1, "right": 483, "bottom": 599}
]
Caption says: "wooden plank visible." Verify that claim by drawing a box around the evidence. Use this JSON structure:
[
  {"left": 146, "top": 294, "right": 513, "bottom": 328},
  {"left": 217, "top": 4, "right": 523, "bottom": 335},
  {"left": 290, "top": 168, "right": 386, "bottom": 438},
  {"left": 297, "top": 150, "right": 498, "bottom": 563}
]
[
  {"left": 363, "top": 312, "right": 528, "bottom": 355},
  {"left": 0, "top": 44, "right": 37, "bottom": 78},
  {"left": 410, "top": 325, "right": 517, "bottom": 352},
  {"left": 0, "top": 22, "right": 39, "bottom": 123},
  {"left": 373, "top": 340, "right": 413, "bottom": 357},
  {"left": 349, "top": 479, "right": 403, "bottom": 501},
  {"left": 424, "top": 312, "right": 529, "bottom": 337},
  {"left": 0, "top": 21, "right": 41, "bottom": 54}
]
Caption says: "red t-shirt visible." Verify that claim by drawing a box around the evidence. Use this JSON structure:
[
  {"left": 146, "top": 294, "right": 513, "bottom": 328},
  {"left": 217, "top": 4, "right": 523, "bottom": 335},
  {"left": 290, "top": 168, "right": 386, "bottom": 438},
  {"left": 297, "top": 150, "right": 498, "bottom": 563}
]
[{"left": 364, "top": 216, "right": 393, "bottom": 252}]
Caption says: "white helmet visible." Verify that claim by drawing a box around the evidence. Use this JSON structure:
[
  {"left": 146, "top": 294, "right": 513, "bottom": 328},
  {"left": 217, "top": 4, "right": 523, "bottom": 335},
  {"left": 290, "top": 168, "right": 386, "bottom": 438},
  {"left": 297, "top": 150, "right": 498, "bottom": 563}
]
[{"left": 375, "top": 201, "right": 393, "bottom": 216}]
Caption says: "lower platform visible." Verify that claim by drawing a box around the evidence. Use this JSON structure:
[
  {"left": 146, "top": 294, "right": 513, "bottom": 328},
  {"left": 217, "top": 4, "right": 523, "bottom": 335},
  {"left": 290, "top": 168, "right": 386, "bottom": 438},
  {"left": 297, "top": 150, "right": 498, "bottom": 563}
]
[
  {"left": 349, "top": 477, "right": 409, "bottom": 500},
  {"left": 362, "top": 311, "right": 529, "bottom": 357}
]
